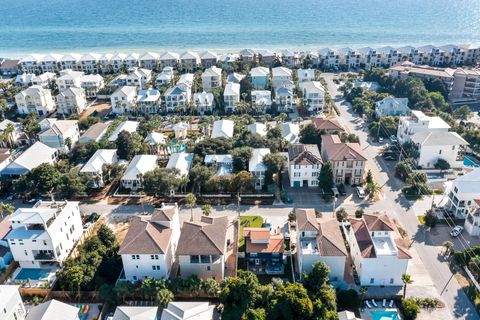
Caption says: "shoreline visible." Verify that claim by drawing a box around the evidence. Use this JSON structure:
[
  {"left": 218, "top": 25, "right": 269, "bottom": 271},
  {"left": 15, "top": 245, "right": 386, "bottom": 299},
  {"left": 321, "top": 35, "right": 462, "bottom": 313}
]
[{"left": 2, "top": 42, "right": 480, "bottom": 60}]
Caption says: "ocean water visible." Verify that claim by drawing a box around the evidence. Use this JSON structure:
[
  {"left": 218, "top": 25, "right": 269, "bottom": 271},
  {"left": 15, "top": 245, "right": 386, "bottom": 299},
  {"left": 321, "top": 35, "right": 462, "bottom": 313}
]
[{"left": 1, "top": 0, "right": 480, "bottom": 56}]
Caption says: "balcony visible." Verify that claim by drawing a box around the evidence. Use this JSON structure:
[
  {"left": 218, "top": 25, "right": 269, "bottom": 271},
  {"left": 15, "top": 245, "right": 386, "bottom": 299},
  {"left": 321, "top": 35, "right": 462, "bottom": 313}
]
[{"left": 33, "top": 251, "right": 55, "bottom": 261}]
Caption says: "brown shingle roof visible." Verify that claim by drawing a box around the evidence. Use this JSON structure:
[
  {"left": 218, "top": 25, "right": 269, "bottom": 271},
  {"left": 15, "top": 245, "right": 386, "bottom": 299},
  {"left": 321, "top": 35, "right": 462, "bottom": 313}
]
[
  {"left": 317, "top": 219, "right": 347, "bottom": 256},
  {"left": 350, "top": 219, "right": 376, "bottom": 258},
  {"left": 118, "top": 216, "right": 172, "bottom": 255},
  {"left": 288, "top": 144, "right": 323, "bottom": 165},
  {"left": 322, "top": 135, "right": 367, "bottom": 161},
  {"left": 151, "top": 206, "right": 175, "bottom": 222},
  {"left": 311, "top": 117, "right": 344, "bottom": 132},
  {"left": 176, "top": 216, "right": 229, "bottom": 256},
  {"left": 246, "top": 233, "right": 284, "bottom": 254},
  {"left": 0, "top": 59, "right": 19, "bottom": 69},
  {"left": 296, "top": 208, "right": 319, "bottom": 232}
]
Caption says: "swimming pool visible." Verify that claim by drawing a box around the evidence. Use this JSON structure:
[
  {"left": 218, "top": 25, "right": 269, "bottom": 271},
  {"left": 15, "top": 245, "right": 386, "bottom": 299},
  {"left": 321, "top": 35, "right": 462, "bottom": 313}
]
[
  {"left": 464, "top": 155, "right": 480, "bottom": 168},
  {"left": 15, "top": 268, "right": 51, "bottom": 280},
  {"left": 371, "top": 311, "right": 400, "bottom": 320}
]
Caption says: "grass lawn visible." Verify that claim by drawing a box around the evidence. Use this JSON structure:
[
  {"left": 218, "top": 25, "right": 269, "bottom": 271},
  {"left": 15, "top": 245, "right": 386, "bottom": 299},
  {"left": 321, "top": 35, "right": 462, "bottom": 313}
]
[{"left": 238, "top": 216, "right": 264, "bottom": 251}]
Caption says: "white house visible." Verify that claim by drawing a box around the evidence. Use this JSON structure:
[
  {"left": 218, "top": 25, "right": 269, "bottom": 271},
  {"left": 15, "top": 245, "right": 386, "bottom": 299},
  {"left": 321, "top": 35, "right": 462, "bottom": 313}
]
[
  {"left": 31, "top": 72, "right": 56, "bottom": 88},
  {"left": 204, "top": 154, "right": 233, "bottom": 177},
  {"left": 297, "top": 68, "right": 316, "bottom": 82},
  {"left": 25, "top": 299, "right": 79, "bottom": 320},
  {"left": 139, "top": 52, "right": 160, "bottom": 70},
  {"left": 193, "top": 91, "right": 215, "bottom": 114},
  {"left": 79, "top": 53, "right": 101, "bottom": 73},
  {"left": 80, "top": 74, "right": 104, "bottom": 99},
  {"left": 119, "top": 204, "right": 180, "bottom": 281},
  {"left": 164, "top": 86, "right": 189, "bottom": 113},
  {"left": 281, "top": 49, "right": 301, "bottom": 68},
  {"left": 121, "top": 155, "right": 158, "bottom": 191},
  {"left": 5, "top": 201, "right": 83, "bottom": 268},
  {"left": 0, "top": 142, "right": 57, "bottom": 177},
  {"left": 447, "top": 168, "right": 480, "bottom": 218},
  {"left": 251, "top": 90, "right": 272, "bottom": 112},
  {"left": 0, "top": 120, "right": 26, "bottom": 147},
  {"left": 271, "top": 67, "right": 293, "bottom": 89},
  {"left": 211, "top": 119, "right": 234, "bottom": 138},
  {"left": 80, "top": 149, "right": 118, "bottom": 188},
  {"left": 156, "top": 66, "right": 174, "bottom": 87},
  {"left": 201, "top": 66, "right": 222, "bottom": 91},
  {"left": 410, "top": 131, "right": 468, "bottom": 169},
  {"left": 200, "top": 51, "right": 219, "bottom": 68},
  {"left": 299, "top": 81, "right": 324, "bottom": 113},
  {"left": 57, "top": 69, "right": 84, "bottom": 91},
  {"left": 108, "top": 120, "right": 139, "bottom": 142},
  {"left": 125, "top": 53, "right": 140, "bottom": 69},
  {"left": 136, "top": 89, "right": 161, "bottom": 114},
  {"left": 177, "top": 73, "right": 194, "bottom": 92},
  {"left": 280, "top": 122, "right": 300, "bottom": 144},
  {"left": 343, "top": 213, "right": 412, "bottom": 286},
  {"left": 98, "top": 53, "right": 113, "bottom": 73},
  {"left": 296, "top": 209, "right": 347, "bottom": 281},
  {"left": 0, "top": 285, "right": 26, "bottom": 320},
  {"left": 166, "top": 152, "right": 193, "bottom": 177},
  {"left": 39, "top": 54, "right": 62, "bottom": 73},
  {"left": 38, "top": 119, "right": 80, "bottom": 152},
  {"left": 223, "top": 82, "right": 240, "bottom": 112},
  {"left": 397, "top": 110, "right": 450, "bottom": 144},
  {"left": 287, "top": 144, "right": 323, "bottom": 188},
  {"left": 249, "top": 148, "right": 270, "bottom": 190},
  {"left": 113, "top": 306, "right": 158, "bottom": 320},
  {"left": 61, "top": 53, "right": 82, "bottom": 71},
  {"left": 227, "top": 72, "right": 245, "bottom": 83},
  {"left": 172, "top": 122, "right": 188, "bottom": 140},
  {"left": 161, "top": 301, "right": 216, "bottom": 320},
  {"left": 275, "top": 86, "right": 296, "bottom": 112},
  {"left": 15, "top": 85, "right": 55, "bottom": 116},
  {"left": 160, "top": 52, "right": 180, "bottom": 68},
  {"left": 15, "top": 73, "right": 36, "bottom": 87},
  {"left": 111, "top": 53, "right": 127, "bottom": 72},
  {"left": 56, "top": 87, "right": 87, "bottom": 116},
  {"left": 79, "top": 121, "right": 111, "bottom": 144},
  {"left": 375, "top": 96, "right": 410, "bottom": 117},
  {"left": 247, "top": 123, "right": 267, "bottom": 137},
  {"left": 249, "top": 67, "right": 270, "bottom": 89},
  {"left": 179, "top": 51, "right": 200, "bottom": 71},
  {"left": 126, "top": 67, "right": 152, "bottom": 89},
  {"left": 464, "top": 199, "right": 480, "bottom": 236},
  {"left": 176, "top": 216, "right": 235, "bottom": 281},
  {"left": 111, "top": 86, "right": 138, "bottom": 114}
]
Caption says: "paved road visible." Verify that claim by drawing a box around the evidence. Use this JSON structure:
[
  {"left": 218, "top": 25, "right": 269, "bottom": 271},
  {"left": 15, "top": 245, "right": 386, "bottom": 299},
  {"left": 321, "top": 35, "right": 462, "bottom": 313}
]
[{"left": 322, "top": 72, "right": 478, "bottom": 320}]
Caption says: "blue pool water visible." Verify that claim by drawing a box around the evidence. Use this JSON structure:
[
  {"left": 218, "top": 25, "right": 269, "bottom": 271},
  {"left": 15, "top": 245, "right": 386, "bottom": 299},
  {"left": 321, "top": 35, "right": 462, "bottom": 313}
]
[
  {"left": 15, "top": 268, "right": 51, "bottom": 280},
  {"left": 1, "top": 0, "right": 480, "bottom": 55},
  {"left": 371, "top": 311, "right": 400, "bottom": 320},
  {"left": 464, "top": 155, "right": 480, "bottom": 168}
]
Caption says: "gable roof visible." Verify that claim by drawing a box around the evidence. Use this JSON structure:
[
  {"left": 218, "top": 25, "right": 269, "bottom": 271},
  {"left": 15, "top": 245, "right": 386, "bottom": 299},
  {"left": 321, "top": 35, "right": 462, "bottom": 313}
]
[
  {"left": 321, "top": 135, "right": 366, "bottom": 161},
  {"left": 166, "top": 152, "right": 193, "bottom": 176},
  {"left": 249, "top": 66, "right": 270, "bottom": 77},
  {"left": 296, "top": 208, "right": 319, "bottom": 232},
  {"left": 25, "top": 299, "right": 79, "bottom": 320},
  {"left": 1, "top": 142, "right": 56, "bottom": 176},
  {"left": 411, "top": 131, "right": 468, "bottom": 147},
  {"left": 223, "top": 82, "right": 240, "bottom": 96},
  {"left": 249, "top": 148, "right": 270, "bottom": 172},
  {"left": 288, "top": 144, "right": 322, "bottom": 165},
  {"left": 161, "top": 301, "right": 215, "bottom": 320},
  {"left": 317, "top": 219, "right": 347, "bottom": 256},
  {"left": 177, "top": 216, "right": 229, "bottom": 255},
  {"left": 80, "top": 149, "right": 117, "bottom": 174},
  {"left": 80, "top": 121, "right": 111, "bottom": 143},
  {"left": 113, "top": 306, "right": 158, "bottom": 320},
  {"left": 211, "top": 120, "right": 234, "bottom": 138},
  {"left": 311, "top": 117, "right": 344, "bottom": 132},
  {"left": 122, "top": 155, "right": 157, "bottom": 179},
  {"left": 280, "top": 122, "right": 300, "bottom": 143},
  {"left": 108, "top": 121, "right": 139, "bottom": 141},
  {"left": 247, "top": 123, "right": 267, "bottom": 136}
]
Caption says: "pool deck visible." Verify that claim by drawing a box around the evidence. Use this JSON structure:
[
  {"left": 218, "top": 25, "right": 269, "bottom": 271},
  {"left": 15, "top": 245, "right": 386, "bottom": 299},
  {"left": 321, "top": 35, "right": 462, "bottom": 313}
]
[
  {"left": 9, "top": 267, "right": 58, "bottom": 287},
  {"left": 360, "top": 304, "right": 401, "bottom": 320}
]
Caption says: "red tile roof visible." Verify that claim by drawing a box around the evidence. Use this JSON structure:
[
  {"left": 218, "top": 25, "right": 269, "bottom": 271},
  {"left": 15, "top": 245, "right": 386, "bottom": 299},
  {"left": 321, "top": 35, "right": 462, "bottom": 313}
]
[{"left": 311, "top": 117, "right": 344, "bottom": 132}]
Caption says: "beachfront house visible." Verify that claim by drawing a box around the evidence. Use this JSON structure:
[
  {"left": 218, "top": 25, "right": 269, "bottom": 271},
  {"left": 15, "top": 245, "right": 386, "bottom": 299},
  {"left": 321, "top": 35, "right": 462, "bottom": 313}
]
[
  {"left": 223, "top": 82, "right": 240, "bottom": 113},
  {"left": 343, "top": 213, "right": 412, "bottom": 286},
  {"left": 125, "top": 53, "right": 140, "bottom": 69},
  {"left": 136, "top": 89, "right": 161, "bottom": 114},
  {"left": 160, "top": 52, "right": 180, "bottom": 68},
  {"left": 201, "top": 66, "right": 222, "bottom": 91},
  {"left": 244, "top": 228, "right": 284, "bottom": 275},
  {"left": 375, "top": 96, "right": 411, "bottom": 118},
  {"left": 111, "top": 86, "right": 138, "bottom": 114},
  {"left": 119, "top": 204, "right": 180, "bottom": 281},
  {"left": 249, "top": 67, "right": 270, "bottom": 89},
  {"left": 180, "top": 52, "right": 201, "bottom": 72},
  {"left": 296, "top": 209, "right": 347, "bottom": 281},
  {"left": 111, "top": 53, "right": 127, "bottom": 72},
  {"left": 98, "top": 53, "right": 113, "bottom": 73},
  {"left": 200, "top": 51, "right": 219, "bottom": 68},
  {"left": 281, "top": 49, "right": 301, "bottom": 68},
  {"left": 193, "top": 91, "right": 215, "bottom": 114},
  {"left": 299, "top": 81, "right": 325, "bottom": 113},
  {"left": 38, "top": 119, "right": 80, "bottom": 152},
  {"left": 61, "top": 53, "right": 82, "bottom": 71},
  {"left": 139, "top": 52, "right": 160, "bottom": 70},
  {"left": 15, "top": 85, "right": 55, "bottom": 116},
  {"left": 121, "top": 155, "right": 158, "bottom": 191},
  {"left": 56, "top": 87, "right": 87, "bottom": 116},
  {"left": 321, "top": 135, "right": 366, "bottom": 185},
  {"left": 80, "top": 149, "right": 118, "bottom": 188},
  {"left": 287, "top": 144, "right": 323, "bottom": 188},
  {"left": 5, "top": 201, "right": 83, "bottom": 268},
  {"left": 249, "top": 148, "right": 270, "bottom": 190},
  {"left": 79, "top": 53, "right": 101, "bottom": 74},
  {"left": 20, "top": 54, "right": 43, "bottom": 73},
  {"left": 176, "top": 216, "right": 235, "bottom": 281}
]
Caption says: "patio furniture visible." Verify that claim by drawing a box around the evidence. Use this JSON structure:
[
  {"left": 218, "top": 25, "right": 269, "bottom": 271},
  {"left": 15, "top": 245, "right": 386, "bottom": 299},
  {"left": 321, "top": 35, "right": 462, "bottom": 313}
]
[
  {"left": 382, "top": 299, "right": 386, "bottom": 307},
  {"left": 366, "top": 301, "right": 372, "bottom": 308},
  {"left": 371, "top": 299, "right": 378, "bottom": 307},
  {"left": 389, "top": 300, "right": 394, "bottom": 308}
]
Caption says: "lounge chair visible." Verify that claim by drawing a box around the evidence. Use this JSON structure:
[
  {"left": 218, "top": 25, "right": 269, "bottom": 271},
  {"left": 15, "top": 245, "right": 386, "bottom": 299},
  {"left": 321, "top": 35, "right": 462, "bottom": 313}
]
[
  {"left": 389, "top": 300, "right": 394, "bottom": 308},
  {"left": 366, "top": 301, "right": 372, "bottom": 308},
  {"left": 382, "top": 299, "right": 386, "bottom": 307},
  {"left": 371, "top": 299, "right": 378, "bottom": 307}
]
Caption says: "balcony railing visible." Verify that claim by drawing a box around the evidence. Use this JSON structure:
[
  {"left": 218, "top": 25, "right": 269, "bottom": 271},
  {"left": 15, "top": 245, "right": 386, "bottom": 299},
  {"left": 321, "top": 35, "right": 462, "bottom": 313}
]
[{"left": 33, "top": 251, "right": 55, "bottom": 261}]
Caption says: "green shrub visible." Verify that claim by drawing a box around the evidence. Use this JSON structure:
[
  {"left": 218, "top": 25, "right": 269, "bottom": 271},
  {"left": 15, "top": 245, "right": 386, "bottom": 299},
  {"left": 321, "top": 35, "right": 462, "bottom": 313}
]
[
  {"left": 337, "top": 289, "right": 361, "bottom": 309},
  {"left": 402, "top": 298, "right": 420, "bottom": 320}
]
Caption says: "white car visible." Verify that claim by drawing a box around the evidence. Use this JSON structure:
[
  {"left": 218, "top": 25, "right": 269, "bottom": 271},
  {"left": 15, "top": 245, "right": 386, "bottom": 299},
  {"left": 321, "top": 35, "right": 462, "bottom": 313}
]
[
  {"left": 450, "top": 226, "right": 464, "bottom": 237},
  {"left": 355, "top": 186, "right": 366, "bottom": 199}
]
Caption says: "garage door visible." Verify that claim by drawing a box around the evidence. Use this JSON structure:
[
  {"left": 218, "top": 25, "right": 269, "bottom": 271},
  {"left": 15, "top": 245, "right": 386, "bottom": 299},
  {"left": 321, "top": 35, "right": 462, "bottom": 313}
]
[{"left": 293, "top": 181, "right": 301, "bottom": 188}]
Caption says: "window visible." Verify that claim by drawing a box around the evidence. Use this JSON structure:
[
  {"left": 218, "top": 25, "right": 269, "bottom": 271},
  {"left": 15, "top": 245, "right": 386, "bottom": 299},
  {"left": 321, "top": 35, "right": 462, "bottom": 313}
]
[
  {"left": 132, "top": 255, "right": 136, "bottom": 260},
  {"left": 439, "top": 149, "right": 442, "bottom": 154},
  {"left": 370, "top": 278, "right": 374, "bottom": 284},
  {"left": 133, "top": 276, "right": 137, "bottom": 280},
  {"left": 190, "top": 255, "right": 199, "bottom": 264},
  {"left": 390, "top": 278, "right": 394, "bottom": 284},
  {"left": 206, "top": 266, "right": 211, "bottom": 271},
  {"left": 201, "top": 255, "right": 211, "bottom": 263},
  {"left": 24, "top": 250, "right": 28, "bottom": 256}
]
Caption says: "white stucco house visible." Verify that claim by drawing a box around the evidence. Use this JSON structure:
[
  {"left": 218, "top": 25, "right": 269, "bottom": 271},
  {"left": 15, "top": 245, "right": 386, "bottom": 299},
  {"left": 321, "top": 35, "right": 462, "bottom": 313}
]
[
  {"left": 121, "top": 155, "right": 158, "bottom": 191},
  {"left": 56, "top": 87, "right": 87, "bottom": 116},
  {"left": 447, "top": 168, "right": 480, "bottom": 218},
  {"left": 410, "top": 131, "right": 468, "bottom": 169},
  {"left": 57, "top": 69, "right": 84, "bottom": 91},
  {"left": 166, "top": 152, "right": 193, "bottom": 177},
  {"left": 280, "top": 122, "right": 300, "bottom": 144},
  {"left": 164, "top": 86, "right": 190, "bottom": 113},
  {"left": 201, "top": 66, "right": 222, "bottom": 91},
  {"left": 139, "top": 52, "right": 160, "bottom": 70},
  {"left": 161, "top": 301, "right": 216, "bottom": 320},
  {"left": 249, "top": 148, "right": 270, "bottom": 190},
  {"left": 113, "top": 306, "right": 158, "bottom": 320},
  {"left": 0, "top": 285, "right": 26, "bottom": 320},
  {"left": 172, "top": 122, "right": 188, "bottom": 140},
  {"left": 375, "top": 96, "right": 410, "bottom": 117},
  {"left": 296, "top": 209, "right": 347, "bottom": 281},
  {"left": 119, "top": 204, "right": 180, "bottom": 281},
  {"left": 179, "top": 51, "right": 201, "bottom": 71},
  {"left": 193, "top": 91, "right": 215, "bottom": 114},
  {"left": 397, "top": 110, "right": 450, "bottom": 144},
  {"left": 211, "top": 119, "right": 234, "bottom": 138},
  {"left": 15, "top": 85, "right": 55, "bottom": 116},
  {"left": 200, "top": 51, "right": 219, "bottom": 68},
  {"left": 38, "top": 119, "right": 80, "bottom": 152},
  {"left": 126, "top": 67, "right": 152, "bottom": 89},
  {"left": 271, "top": 67, "right": 293, "bottom": 89},
  {"left": 464, "top": 199, "right": 480, "bottom": 236},
  {"left": 5, "top": 201, "right": 83, "bottom": 268},
  {"left": 80, "top": 149, "right": 118, "bottom": 188},
  {"left": 299, "top": 81, "right": 324, "bottom": 113},
  {"left": 251, "top": 90, "right": 272, "bottom": 112},
  {"left": 343, "top": 213, "right": 412, "bottom": 286},
  {"left": 156, "top": 66, "right": 175, "bottom": 87},
  {"left": 297, "top": 68, "right": 316, "bottom": 82},
  {"left": 247, "top": 123, "right": 267, "bottom": 137},
  {"left": 136, "top": 89, "right": 161, "bottom": 114},
  {"left": 79, "top": 53, "right": 101, "bottom": 74},
  {"left": 275, "top": 86, "right": 296, "bottom": 112},
  {"left": 160, "top": 52, "right": 180, "bottom": 68},
  {"left": 111, "top": 86, "right": 138, "bottom": 114},
  {"left": 25, "top": 299, "right": 79, "bottom": 320},
  {"left": 223, "top": 82, "right": 240, "bottom": 113},
  {"left": 80, "top": 74, "right": 104, "bottom": 99},
  {"left": 287, "top": 144, "right": 323, "bottom": 188}
]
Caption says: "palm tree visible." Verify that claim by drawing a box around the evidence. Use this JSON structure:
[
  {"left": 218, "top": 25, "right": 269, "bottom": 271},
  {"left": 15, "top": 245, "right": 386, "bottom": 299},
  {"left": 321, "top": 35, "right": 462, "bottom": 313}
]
[
  {"left": 201, "top": 204, "right": 212, "bottom": 216},
  {"left": 0, "top": 202, "right": 15, "bottom": 218},
  {"left": 186, "top": 193, "right": 197, "bottom": 222},
  {"left": 442, "top": 241, "right": 454, "bottom": 256},
  {"left": 401, "top": 274, "right": 413, "bottom": 298},
  {"left": 359, "top": 286, "right": 368, "bottom": 302},
  {"left": 156, "top": 288, "right": 173, "bottom": 308}
]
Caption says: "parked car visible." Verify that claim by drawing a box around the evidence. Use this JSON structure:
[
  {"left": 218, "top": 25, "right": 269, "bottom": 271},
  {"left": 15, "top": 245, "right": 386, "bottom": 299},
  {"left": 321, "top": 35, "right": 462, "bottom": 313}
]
[
  {"left": 450, "top": 225, "right": 464, "bottom": 237},
  {"left": 331, "top": 187, "right": 339, "bottom": 198},
  {"left": 355, "top": 186, "right": 366, "bottom": 199},
  {"left": 390, "top": 135, "right": 398, "bottom": 144},
  {"left": 83, "top": 222, "right": 92, "bottom": 230},
  {"left": 337, "top": 183, "right": 347, "bottom": 196}
]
